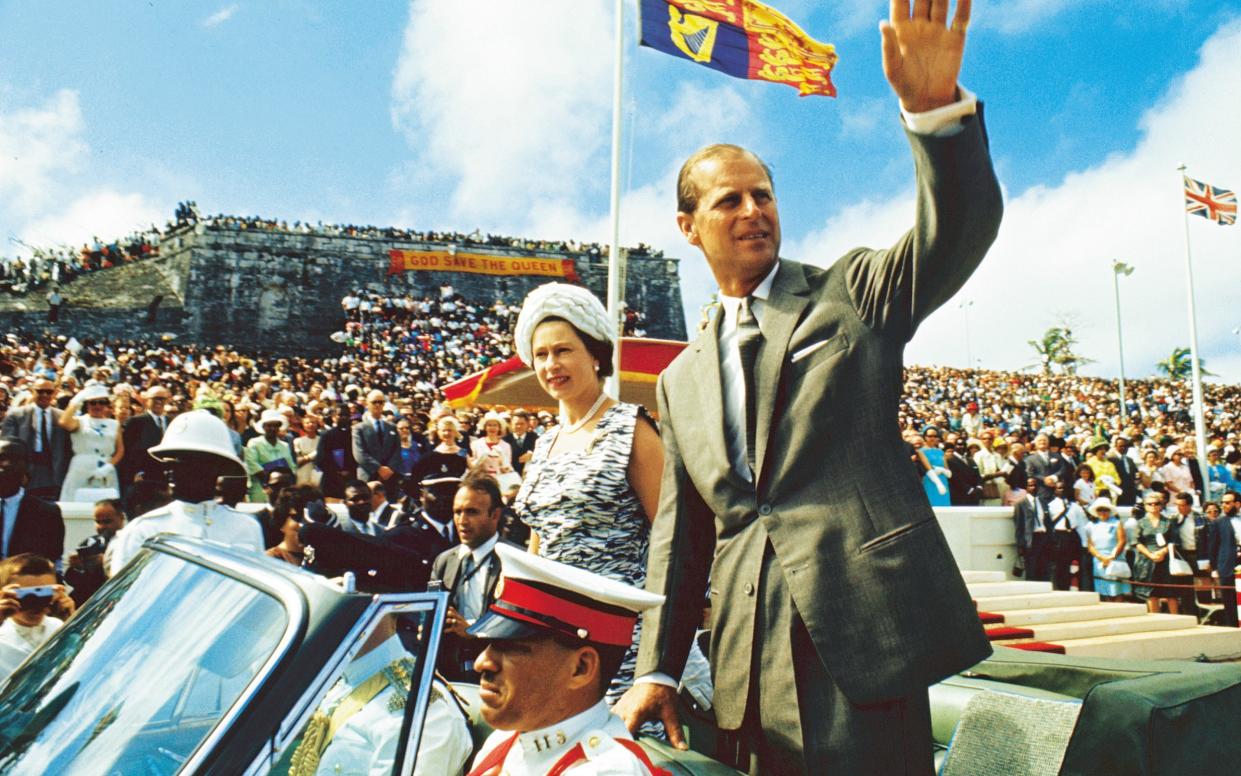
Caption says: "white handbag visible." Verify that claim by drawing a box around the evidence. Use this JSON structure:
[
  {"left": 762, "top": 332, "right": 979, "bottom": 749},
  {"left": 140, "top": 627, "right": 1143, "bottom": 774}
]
[
  {"left": 1103, "top": 559, "right": 1132, "bottom": 580},
  {"left": 1168, "top": 545, "right": 1194, "bottom": 577}
]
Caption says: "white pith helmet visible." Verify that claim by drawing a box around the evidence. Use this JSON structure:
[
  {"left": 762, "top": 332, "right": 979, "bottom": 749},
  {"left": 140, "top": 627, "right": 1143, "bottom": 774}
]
[{"left": 148, "top": 410, "right": 246, "bottom": 477}]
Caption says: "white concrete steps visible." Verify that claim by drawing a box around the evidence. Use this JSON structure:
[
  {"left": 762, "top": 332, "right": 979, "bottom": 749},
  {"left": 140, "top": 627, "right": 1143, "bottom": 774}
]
[
  {"left": 997, "top": 603, "right": 1148, "bottom": 626},
  {"left": 1055, "top": 626, "right": 1241, "bottom": 661},
  {"left": 967, "top": 580, "right": 1056, "bottom": 598},
  {"left": 974, "top": 591, "right": 1101, "bottom": 611},
  {"left": 963, "top": 568, "right": 1241, "bottom": 661},
  {"left": 960, "top": 570, "right": 1006, "bottom": 584},
  {"left": 996, "top": 613, "right": 1196, "bottom": 642}
]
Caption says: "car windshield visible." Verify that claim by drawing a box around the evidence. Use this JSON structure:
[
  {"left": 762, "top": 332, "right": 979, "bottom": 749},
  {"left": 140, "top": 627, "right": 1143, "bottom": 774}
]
[{"left": 0, "top": 550, "right": 287, "bottom": 775}]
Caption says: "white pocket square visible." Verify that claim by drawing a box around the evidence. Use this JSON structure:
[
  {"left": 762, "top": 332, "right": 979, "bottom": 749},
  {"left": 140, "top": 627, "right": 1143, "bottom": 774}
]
[{"left": 791, "top": 338, "right": 835, "bottom": 363}]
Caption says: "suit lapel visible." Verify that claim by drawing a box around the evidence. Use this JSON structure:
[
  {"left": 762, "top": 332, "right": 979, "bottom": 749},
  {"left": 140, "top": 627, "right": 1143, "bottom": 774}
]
[{"left": 755, "top": 263, "right": 810, "bottom": 481}]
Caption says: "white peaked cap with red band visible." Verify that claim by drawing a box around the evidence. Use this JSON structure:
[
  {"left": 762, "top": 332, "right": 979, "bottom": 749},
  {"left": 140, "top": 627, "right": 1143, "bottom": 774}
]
[{"left": 467, "top": 543, "right": 664, "bottom": 648}]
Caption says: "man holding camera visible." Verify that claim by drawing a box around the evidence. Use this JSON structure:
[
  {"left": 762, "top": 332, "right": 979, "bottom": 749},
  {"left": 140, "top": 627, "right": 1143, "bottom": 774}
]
[{"left": 64, "top": 498, "right": 126, "bottom": 606}]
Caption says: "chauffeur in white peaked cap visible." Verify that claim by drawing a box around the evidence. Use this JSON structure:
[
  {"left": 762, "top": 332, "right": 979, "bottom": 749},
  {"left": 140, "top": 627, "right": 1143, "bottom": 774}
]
[
  {"left": 465, "top": 544, "right": 671, "bottom": 776},
  {"left": 108, "top": 410, "right": 264, "bottom": 574}
]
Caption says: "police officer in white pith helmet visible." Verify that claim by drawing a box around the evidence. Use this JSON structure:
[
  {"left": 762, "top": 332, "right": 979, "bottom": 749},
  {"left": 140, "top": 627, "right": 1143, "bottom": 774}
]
[{"left": 108, "top": 410, "right": 264, "bottom": 574}]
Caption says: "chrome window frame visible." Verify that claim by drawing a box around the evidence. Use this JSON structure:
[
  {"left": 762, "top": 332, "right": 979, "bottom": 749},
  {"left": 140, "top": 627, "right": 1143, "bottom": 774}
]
[{"left": 136, "top": 537, "right": 310, "bottom": 776}]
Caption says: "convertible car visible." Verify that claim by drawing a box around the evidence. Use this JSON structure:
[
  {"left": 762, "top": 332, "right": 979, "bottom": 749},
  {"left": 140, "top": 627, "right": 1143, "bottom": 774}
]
[{"left": 0, "top": 537, "right": 1239, "bottom": 775}]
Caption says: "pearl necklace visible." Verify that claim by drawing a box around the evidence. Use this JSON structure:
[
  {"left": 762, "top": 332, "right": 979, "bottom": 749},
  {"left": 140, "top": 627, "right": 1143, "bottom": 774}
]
[{"left": 560, "top": 391, "right": 608, "bottom": 435}]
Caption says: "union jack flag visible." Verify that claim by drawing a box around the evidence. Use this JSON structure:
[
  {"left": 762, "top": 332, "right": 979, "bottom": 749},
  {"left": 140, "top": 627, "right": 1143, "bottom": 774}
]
[{"left": 1184, "top": 175, "right": 1237, "bottom": 225}]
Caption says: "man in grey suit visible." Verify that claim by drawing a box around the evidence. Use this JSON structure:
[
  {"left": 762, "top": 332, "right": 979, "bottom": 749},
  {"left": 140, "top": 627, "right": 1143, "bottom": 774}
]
[
  {"left": 617, "top": 1, "right": 1000, "bottom": 772},
  {"left": 0, "top": 379, "right": 69, "bottom": 499},
  {"left": 352, "top": 390, "right": 401, "bottom": 498}
]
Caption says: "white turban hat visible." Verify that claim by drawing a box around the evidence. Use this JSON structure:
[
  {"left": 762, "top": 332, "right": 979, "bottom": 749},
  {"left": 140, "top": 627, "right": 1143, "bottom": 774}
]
[{"left": 514, "top": 283, "right": 614, "bottom": 367}]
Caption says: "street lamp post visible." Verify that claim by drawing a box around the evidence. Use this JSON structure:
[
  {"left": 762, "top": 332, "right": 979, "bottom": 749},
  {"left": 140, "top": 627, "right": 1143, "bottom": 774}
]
[{"left": 1112, "top": 260, "right": 1134, "bottom": 431}]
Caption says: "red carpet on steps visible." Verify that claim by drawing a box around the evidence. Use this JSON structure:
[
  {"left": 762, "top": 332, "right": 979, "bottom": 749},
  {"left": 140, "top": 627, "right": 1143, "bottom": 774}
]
[
  {"left": 986, "top": 626, "right": 1035, "bottom": 641},
  {"left": 1008, "top": 641, "right": 1067, "bottom": 654},
  {"left": 977, "top": 611, "right": 1004, "bottom": 624}
]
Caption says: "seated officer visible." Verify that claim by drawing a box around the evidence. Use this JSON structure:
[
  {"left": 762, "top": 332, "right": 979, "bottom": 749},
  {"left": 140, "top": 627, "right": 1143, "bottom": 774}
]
[
  {"left": 287, "top": 614, "right": 473, "bottom": 776},
  {"left": 465, "top": 545, "right": 669, "bottom": 776}
]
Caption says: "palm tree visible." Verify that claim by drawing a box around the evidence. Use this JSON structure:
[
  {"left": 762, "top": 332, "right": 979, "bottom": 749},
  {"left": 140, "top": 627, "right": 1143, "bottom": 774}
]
[
  {"left": 1026, "top": 326, "right": 1093, "bottom": 375},
  {"left": 1155, "top": 347, "right": 1215, "bottom": 380}
]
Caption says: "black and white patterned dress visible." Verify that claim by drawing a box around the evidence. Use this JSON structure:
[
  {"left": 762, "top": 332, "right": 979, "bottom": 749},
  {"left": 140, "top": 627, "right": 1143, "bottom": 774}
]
[{"left": 513, "top": 403, "right": 655, "bottom": 706}]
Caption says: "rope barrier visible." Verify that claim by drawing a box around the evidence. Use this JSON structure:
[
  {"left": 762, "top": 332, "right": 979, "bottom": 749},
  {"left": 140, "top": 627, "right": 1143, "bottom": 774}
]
[{"left": 1091, "top": 574, "right": 1237, "bottom": 592}]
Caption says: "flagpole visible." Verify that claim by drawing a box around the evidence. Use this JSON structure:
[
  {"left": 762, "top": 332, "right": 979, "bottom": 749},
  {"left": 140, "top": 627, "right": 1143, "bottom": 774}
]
[
  {"left": 1177, "top": 164, "right": 1210, "bottom": 497},
  {"left": 604, "top": 0, "right": 624, "bottom": 398}
]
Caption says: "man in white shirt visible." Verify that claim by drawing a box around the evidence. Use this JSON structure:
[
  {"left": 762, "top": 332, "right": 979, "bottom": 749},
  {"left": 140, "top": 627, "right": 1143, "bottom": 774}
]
[
  {"left": 109, "top": 411, "right": 263, "bottom": 574},
  {"left": 1041, "top": 481, "right": 1087, "bottom": 591},
  {"left": 974, "top": 429, "right": 1008, "bottom": 506}
]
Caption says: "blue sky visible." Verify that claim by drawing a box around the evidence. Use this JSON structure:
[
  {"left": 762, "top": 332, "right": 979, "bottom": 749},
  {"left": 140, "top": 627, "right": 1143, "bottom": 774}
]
[{"left": 2, "top": 1, "right": 1240, "bottom": 381}]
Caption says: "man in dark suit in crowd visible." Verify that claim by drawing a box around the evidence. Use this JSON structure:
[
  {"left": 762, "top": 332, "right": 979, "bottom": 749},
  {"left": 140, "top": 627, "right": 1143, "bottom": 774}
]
[
  {"left": 352, "top": 390, "right": 401, "bottom": 498},
  {"left": 119, "top": 385, "right": 171, "bottom": 490},
  {"left": 339, "top": 480, "right": 385, "bottom": 537},
  {"left": 429, "top": 474, "right": 511, "bottom": 681},
  {"left": 1026, "top": 433, "right": 1071, "bottom": 501},
  {"left": 618, "top": 2, "right": 1001, "bottom": 771},
  {"left": 1208, "top": 490, "right": 1241, "bottom": 628},
  {"left": 0, "top": 379, "right": 69, "bottom": 499},
  {"left": 502, "top": 410, "right": 539, "bottom": 477},
  {"left": 0, "top": 438, "right": 65, "bottom": 568},
  {"left": 367, "top": 479, "right": 398, "bottom": 529},
  {"left": 385, "top": 473, "right": 458, "bottom": 563},
  {"left": 1109, "top": 436, "right": 1139, "bottom": 507}
]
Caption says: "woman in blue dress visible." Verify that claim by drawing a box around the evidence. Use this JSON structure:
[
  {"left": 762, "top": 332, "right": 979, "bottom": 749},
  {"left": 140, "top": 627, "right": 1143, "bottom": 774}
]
[
  {"left": 918, "top": 426, "right": 951, "bottom": 507},
  {"left": 1086, "top": 497, "right": 1130, "bottom": 601}
]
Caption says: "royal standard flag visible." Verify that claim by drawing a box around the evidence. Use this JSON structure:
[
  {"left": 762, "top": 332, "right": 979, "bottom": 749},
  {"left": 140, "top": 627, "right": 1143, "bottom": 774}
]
[{"left": 639, "top": 0, "right": 837, "bottom": 97}]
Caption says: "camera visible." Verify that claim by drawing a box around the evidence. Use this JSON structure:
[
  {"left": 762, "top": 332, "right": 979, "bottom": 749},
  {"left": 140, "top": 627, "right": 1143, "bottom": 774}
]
[{"left": 14, "top": 585, "right": 55, "bottom": 612}]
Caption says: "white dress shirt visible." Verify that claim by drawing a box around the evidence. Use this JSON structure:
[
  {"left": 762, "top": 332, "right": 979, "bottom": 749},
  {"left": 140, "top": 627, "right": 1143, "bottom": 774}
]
[
  {"left": 0, "top": 615, "right": 63, "bottom": 681},
  {"left": 717, "top": 262, "right": 780, "bottom": 483},
  {"left": 455, "top": 534, "right": 499, "bottom": 623}
]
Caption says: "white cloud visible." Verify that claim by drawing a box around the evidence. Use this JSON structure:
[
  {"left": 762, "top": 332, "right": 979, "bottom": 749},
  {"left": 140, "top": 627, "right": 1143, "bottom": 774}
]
[
  {"left": 0, "top": 89, "right": 86, "bottom": 216},
  {"left": 20, "top": 190, "right": 166, "bottom": 250},
  {"left": 391, "top": 0, "right": 614, "bottom": 222},
  {"left": 786, "top": 18, "right": 1241, "bottom": 382},
  {"left": 201, "top": 4, "right": 239, "bottom": 29}
]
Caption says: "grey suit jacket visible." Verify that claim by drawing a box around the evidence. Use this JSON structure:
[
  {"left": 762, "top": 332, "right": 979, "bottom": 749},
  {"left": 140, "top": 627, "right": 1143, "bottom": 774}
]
[
  {"left": 637, "top": 113, "right": 1003, "bottom": 722},
  {"left": 1012, "top": 496, "right": 1043, "bottom": 550},
  {"left": 1, "top": 405, "right": 70, "bottom": 490},
  {"left": 351, "top": 419, "right": 401, "bottom": 481}
]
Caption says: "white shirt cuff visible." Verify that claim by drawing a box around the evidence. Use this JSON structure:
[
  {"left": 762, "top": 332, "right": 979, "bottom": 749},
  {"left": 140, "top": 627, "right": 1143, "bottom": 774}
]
[
  {"left": 901, "top": 85, "right": 978, "bottom": 136},
  {"left": 635, "top": 672, "right": 678, "bottom": 689}
]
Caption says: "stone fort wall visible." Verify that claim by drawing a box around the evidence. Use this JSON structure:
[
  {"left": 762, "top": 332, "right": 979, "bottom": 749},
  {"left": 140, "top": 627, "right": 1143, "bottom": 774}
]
[{"left": 4, "top": 226, "right": 687, "bottom": 352}]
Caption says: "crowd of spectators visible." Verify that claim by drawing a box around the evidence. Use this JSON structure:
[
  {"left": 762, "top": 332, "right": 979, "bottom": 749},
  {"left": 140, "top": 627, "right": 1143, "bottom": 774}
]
[
  {"left": 335, "top": 285, "right": 518, "bottom": 402},
  {"left": 0, "top": 231, "right": 160, "bottom": 296},
  {"left": 173, "top": 204, "right": 663, "bottom": 259},
  {"left": 900, "top": 365, "right": 1240, "bottom": 455},
  {"left": 1, "top": 334, "right": 1238, "bottom": 508}
]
